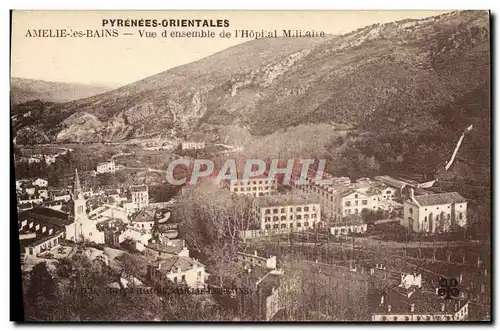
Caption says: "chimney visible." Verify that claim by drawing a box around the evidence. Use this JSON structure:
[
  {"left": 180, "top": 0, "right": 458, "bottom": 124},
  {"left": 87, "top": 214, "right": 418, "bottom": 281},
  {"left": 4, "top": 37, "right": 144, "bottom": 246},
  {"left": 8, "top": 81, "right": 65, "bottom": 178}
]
[
  {"left": 441, "top": 302, "right": 446, "bottom": 312},
  {"left": 459, "top": 273, "right": 463, "bottom": 284},
  {"left": 254, "top": 250, "right": 258, "bottom": 257},
  {"left": 380, "top": 295, "right": 385, "bottom": 306},
  {"left": 387, "top": 305, "right": 392, "bottom": 313},
  {"left": 485, "top": 268, "right": 488, "bottom": 276},
  {"left": 410, "top": 303, "right": 415, "bottom": 312}
]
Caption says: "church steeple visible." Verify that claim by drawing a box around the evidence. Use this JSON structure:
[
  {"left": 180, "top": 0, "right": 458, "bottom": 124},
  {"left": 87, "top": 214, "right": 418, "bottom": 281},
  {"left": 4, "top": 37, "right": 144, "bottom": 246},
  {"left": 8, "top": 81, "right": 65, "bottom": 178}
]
[{"left": 73, "top": 168, "right": 82, "bottom": 199}]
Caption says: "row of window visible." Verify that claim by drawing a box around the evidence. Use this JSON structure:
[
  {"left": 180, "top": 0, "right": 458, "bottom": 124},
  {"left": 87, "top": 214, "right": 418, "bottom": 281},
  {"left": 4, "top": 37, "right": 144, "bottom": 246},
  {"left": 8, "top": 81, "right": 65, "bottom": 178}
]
[
  {"left": 409, "top": 205, "right": 465, "bottom": 214},
  {"left": 233, "top": 186, "right": 273, "bottom": 192},
  {"left": 345, "top": 207, "right": 372, "bottom": 215},
  {"left": 345, "top": 200, "right": 368, "bottom": 207},
  {"left": 264, "top": 222, "right": 313, "bottom": 229},
  {"left": 264, "top": 206, "right": 316, "bottom": 214},
  {"left": 232, "top": 180, "right": 274, "bottom": 185},
  {"left": 264, "top": 213, "right": 317, "bottom": 222},
  {"left": 379, "top": 315, "right": 453, "bottom": 321},
  {"left": 239, "top": 192, "right": 267, "bottom": 197}
]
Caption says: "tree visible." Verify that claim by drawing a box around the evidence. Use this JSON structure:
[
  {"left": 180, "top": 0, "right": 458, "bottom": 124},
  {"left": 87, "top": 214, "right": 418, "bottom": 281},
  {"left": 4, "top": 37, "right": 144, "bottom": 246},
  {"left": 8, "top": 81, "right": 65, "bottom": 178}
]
[{"left": 25, "top": 262, "right": 58, "bottom": 320}]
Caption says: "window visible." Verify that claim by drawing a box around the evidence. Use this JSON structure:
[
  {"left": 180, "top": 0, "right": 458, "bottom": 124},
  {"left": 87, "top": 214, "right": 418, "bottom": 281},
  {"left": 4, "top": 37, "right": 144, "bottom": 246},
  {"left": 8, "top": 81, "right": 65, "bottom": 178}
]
[
  {"left": 273, "top": 216, "right": 279, "bottom": 221},
  {"left": 297, "top": 207, "right": 302, "bottom": 212},
  {"left": 354, "top": 194, "right": 358, "bottom": 198},
  {"left": 304, "top": 206, "right": 309, "bottom": 212},
  {"left": 281, "top": 208, "right": 285, "bottom": 213},
  {"left": 273, "top": 224, "right": 278, "bottom": 229},
  {"left": 273, "top": 208, "right": 278, "bottom": 213},
  {"left": 405, "top": 316, "right": 410, "bottom": 321},
  {"left": 265, "top": 224, "right": 271, "bottom": 230},
  {"left": 304, "top": 222, "right": 309, "bottom": 227},
  {"left": 345, "top": 201, "right": 351, "bottom": 207},
  {"left": 89, "top": 232, "right": 92, "bottom": 236},
  {"left": 174, "top": 277, "right": 178, "bottom": 283},
  {"left": 297, "top": 222, "right": 301, "bottom": 227},
  {"left": 459, "top": 213, "right": 463, "bottom": 219},
  {"left": 362, "top": 200, "right": 367, "bottom": 205},
  {"left": 381, "top": 316, "right": 387, "bottom": 321},
  {"left": 393, "top": 317, "right": 398, "bottom": 321},
  {"left": 416, "top": 316, "right": 421, "bottom": 321},
  {"left": 355, "top": 200, "right": 359, "bottom": 206},
  {"left": 234, "top": 188, "right": 238, "bottom": 192},
  {"left": 354, "top": 209, "right": 359, "bottom": 214},
  {"left": 409, "top": 207, "right": 413, "bottom": 214},
  {"left": 297, "top": 215, "right": 302, "bottom": 220},
  {"left": 265, "top": 209, "right": 270, "bottom": 214},
  {"left": 181, "top": 275, "right": 185, "bottom": 282},
  {"left": 386, "top": 190, "right": 391, "bottom": 194},
  {"left": 281, "top": 224, "right": 286, "bottom": 229},
  {"left": 290, "top": 215, "right": 294, "bottom": 220},
  {"left": 281, "top": 216, "right": 286, "bottom": 221}
]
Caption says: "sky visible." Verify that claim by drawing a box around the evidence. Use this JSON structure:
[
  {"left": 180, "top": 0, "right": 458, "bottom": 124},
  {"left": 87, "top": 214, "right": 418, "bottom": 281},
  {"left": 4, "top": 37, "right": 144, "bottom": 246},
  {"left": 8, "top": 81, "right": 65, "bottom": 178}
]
[{"left": 11, "top": 10, "right": 451, "bottom": 87}]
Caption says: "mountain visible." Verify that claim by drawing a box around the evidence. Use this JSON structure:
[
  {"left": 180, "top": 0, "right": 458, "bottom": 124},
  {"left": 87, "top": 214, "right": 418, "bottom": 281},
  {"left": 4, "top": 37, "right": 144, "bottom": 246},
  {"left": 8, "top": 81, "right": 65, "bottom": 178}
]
[
  {"left": 12, "top": 11, "right": 490, "bottom": 179},
  {"left": 10, "top": 78, "right": 116, "bottom": 105}
]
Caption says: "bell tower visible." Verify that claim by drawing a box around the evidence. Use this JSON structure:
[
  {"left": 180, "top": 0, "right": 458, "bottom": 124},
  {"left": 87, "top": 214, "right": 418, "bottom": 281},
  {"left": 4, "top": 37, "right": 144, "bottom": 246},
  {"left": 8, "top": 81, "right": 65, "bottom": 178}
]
[{"left": 72, "top": 168, "right": 86, "bottom": 222}]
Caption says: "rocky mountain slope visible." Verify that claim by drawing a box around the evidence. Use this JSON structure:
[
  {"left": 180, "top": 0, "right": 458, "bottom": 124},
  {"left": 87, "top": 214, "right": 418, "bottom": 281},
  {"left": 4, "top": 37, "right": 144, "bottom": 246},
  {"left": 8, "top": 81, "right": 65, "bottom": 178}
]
[
  {"left": 10, "top": 78, "right": 115, "bottom": 105},
  {"left": 12, "top": 11, "right": 489, "bottom": 146},
  {"left": 12, "top": 11, "right": 490, "bottom": 173}
]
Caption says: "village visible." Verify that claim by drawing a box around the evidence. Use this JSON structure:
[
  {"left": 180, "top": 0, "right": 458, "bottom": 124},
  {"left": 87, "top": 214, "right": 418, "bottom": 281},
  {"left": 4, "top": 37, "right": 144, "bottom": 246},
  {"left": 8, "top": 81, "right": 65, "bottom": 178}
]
[{"left": 15, "top": 138, "right": 490, "bottom": 321}]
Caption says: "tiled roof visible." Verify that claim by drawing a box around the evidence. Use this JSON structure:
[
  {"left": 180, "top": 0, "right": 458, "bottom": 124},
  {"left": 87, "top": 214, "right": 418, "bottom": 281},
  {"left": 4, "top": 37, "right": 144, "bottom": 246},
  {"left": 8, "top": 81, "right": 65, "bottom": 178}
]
[
  {"left": 413, "top": 192, "right": 467, "bottom": 206},
  {"left": 370, "top": 287, "right": 468, "bottom": 315},
  {"left": 19, "top": 207, "right": 73, "bottom": 227},
  {"left": 131, "top": 209, "right": 155, "bottom": 223},
  {"left": 19, "top": 231, "right": 63, "bottom": 248},
  {"left": 156, "top": 256, "right": 204, "bottom": 273}
]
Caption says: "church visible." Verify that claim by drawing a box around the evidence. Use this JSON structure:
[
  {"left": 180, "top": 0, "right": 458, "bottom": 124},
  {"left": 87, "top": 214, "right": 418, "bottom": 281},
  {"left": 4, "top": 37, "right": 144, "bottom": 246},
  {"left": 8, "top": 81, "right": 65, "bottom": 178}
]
[
  {"left": 18, "top": 168, "right": 105, "bottom": 245},
  {"left": 69, "top": 168, "right": 105, "bottom": 243}
]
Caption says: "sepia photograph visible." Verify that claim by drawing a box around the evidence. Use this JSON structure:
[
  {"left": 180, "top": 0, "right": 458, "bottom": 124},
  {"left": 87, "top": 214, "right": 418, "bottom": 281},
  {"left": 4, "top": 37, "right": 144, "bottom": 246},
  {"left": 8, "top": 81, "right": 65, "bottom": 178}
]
[{"left": 9, "top": 9, "right": 491, "bottom": 322}]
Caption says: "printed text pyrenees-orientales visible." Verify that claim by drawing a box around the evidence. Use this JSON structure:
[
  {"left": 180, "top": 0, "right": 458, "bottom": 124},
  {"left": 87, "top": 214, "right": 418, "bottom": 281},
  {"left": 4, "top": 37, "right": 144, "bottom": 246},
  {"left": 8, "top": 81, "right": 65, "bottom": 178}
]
[{"left": 102, "top": 19, "right": 230, "bottom": 28}]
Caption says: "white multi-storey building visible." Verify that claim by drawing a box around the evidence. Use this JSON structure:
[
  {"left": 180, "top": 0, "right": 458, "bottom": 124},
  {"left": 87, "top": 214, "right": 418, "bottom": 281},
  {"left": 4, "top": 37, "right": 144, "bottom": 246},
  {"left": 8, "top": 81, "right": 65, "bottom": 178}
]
[
  {"left": 129, "top": 185, "right": 149, "bottom": 211},
  {"left": 228, "top": 176, "right": 277, "bottom": 197},
  {"left": 402, "top": 189, "right": 467, "bottom": 233},
  {"left": 253, "top": 195, "right": 322, "bottom": 231},
  {"left": 96, "top": 160, "right": 116, "bottom": 174}
]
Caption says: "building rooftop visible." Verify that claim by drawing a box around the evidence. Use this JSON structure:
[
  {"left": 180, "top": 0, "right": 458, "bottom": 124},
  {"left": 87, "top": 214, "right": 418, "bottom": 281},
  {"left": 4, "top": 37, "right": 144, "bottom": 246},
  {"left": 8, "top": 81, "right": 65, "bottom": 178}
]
[
  {"left": 130, "top": 185, "right": 148, "bottom": 193},
  {"left": 255, "top": 194, "right": 319, "bottom": 208},
  {"left": 413, "top": 192, "right": 467, "bottom": 206},
  {"left": 146, "top": 242, "right": 185, "bottom": 255},
  {"left": 18, "top": 207, "right": 73, "bottom": 227},
  {"left": 155, "top": 256, "right": 204, "bottom": 273},
  {"left": 375, "top": 176, "right": 409, "bottom": 190},
  {"left": 370, "top": 286, "right": 468, "bottom": 316},
  {"left": 19, "top": 231, "right": 63, "bottom": 248},
  {"left": 131, "top": 209, "right": 155, "bottom": 223}
]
